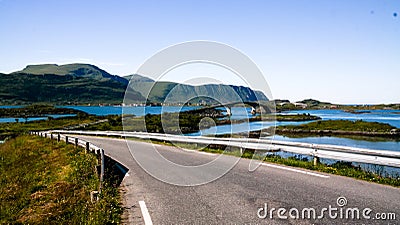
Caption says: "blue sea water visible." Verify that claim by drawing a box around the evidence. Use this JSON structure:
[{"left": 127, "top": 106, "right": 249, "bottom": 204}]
[{"left": 281, "top": 109, "right": 400, "bottom": 128}]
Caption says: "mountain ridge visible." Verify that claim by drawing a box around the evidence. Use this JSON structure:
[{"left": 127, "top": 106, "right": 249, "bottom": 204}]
[
  {"left": 1, "top": 63, "right": 269, "bottom": 105},
  {"left": 16, "top": 63, "right": 128, "bottom": 85}
]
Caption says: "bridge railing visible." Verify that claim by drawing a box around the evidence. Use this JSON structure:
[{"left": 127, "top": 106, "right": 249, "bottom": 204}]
[{"left": 50, "top": 130, "right": 400, "bottom": 168}]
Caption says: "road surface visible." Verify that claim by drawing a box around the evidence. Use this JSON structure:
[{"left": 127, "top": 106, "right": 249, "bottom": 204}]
[{"left": 74, "top": 135, "right": 399, "bottom": 224}]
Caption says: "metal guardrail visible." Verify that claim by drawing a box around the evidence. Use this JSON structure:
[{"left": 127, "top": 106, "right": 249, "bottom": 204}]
[
  {"left": 29, "top": 131, "right": 105, "bottom": 198},
  {"left": 50, "top": 130, "right": 400, "bottom": 168}
]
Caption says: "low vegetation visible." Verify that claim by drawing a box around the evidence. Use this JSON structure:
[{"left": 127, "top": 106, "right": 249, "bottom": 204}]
[
  {"left": 0, "top": 135, "right": 121, "bottom": 224},
  {"left": 279, "top": 119, "right": 396, "bottom": 132},
  {"left": 275, "top": 99, "right": 400, "bottom": 111},
  {"left": 273, "top": 113, "right": 321, "bottom": 121},
  {"left": 0, "top": 105, "right": 84, "bottom": 118},
  {"left": 124, "top": 113, "right": 211, "bottom": 134},
  {"left": 275, "top": 119, "right": 399, "bottom": 138}
]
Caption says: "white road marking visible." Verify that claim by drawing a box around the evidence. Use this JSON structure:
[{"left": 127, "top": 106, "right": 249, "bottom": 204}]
[
  {"left": 196, "top": 151, "right": 218, "bottom": 156},
  {"left": 139, "top": 201, "right": 153, "bottom": 225},
  {"left": 187, "top": 149, "right": 217, "bottom": 156},
  {"left": 261, "top": 163, "right": 330, "bottom": 178}
]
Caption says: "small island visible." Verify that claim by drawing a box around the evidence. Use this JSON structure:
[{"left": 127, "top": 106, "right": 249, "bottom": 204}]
[
  {"left": 343, "top": 110, "right": 371, "bottom": 114},
  {"left": 0, "top": 105, "right": 86, "bottom": 118},
  {"left": 274, "top": 119, "right": 400, "bottom": 138}
]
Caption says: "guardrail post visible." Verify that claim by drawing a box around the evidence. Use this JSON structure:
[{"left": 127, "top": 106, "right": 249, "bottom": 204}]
[
  {"left": 57, "top": 134, "right": 61, "bottom": 142},
  {"left": 45, "top": 133, "right": 47, "bottom": 138},
  {"left": 51, "top": 133, "right": 53, "bottom": 139},
  {"left": 86, "top": 142, "right": 90, "bottom": 153},
  {"left": 99, "top": 149, "right": 105, "bottom": 193},
  {"left": 313, "top": 156, "right": 320, "bottom": 166},
  {"left": 90, "top": 191, "right": 99, "bottom": 203},
  {"left": 65, "top": 136, "right": 69, "bottom": 144},
  {"left": 75, "top": 138, "right": 78, "bottom": 148},
  {"left": 313, "top": 148, "right": 319, "bottom": 166}
]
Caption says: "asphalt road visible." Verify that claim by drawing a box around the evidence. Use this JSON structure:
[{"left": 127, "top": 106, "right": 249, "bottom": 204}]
[{"left": 74, "top": 135, "right": 400, "bottom": 225}]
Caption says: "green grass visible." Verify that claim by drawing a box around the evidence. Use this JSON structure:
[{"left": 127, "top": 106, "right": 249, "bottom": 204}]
[
  {"left": 278, "top": 119, "right": 397, "bottom": 132},
  {"left": 0, "top": 136, "right": 121, "bottom": 224}
]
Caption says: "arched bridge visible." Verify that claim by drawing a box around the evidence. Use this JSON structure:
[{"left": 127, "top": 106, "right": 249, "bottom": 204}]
[{"left": 202, "top": 101, "right": 274, "bottom": 116}]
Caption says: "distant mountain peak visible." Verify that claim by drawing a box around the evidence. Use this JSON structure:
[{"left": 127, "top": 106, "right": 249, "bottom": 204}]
[
  {"left": 15, "top": 63, "right": 129, "bottom": 85},
  {"left": 124, "top": 74, "right": 155, "bottom": 83},
  {"left": 19, "top": 63, "right": 105, "bottom": 76}
]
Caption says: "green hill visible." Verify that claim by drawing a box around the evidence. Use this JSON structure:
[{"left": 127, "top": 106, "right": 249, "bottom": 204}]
[
  {"left": 1, "top": 64, "right": 144, "bottom": 105},
  {"left": 16, "top": 63, "right": 128, "bottom": 84},
  {"left": 0, "top": 64, "right": 269, "bottom": 105}
]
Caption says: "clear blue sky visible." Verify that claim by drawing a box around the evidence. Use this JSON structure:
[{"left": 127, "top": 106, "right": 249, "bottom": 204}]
[{"left": 1, "top": 0, "right": 399, "bottom": 104}]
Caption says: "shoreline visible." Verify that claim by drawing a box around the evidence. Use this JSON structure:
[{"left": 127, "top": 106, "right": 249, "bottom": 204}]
[{"left": 274, "top": 128, "right": 400, "bottom": 139}]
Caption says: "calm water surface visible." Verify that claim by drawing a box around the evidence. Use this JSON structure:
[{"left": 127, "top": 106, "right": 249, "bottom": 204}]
[{"left": 281, "top": 109, "right": 400, "bottom": 128}]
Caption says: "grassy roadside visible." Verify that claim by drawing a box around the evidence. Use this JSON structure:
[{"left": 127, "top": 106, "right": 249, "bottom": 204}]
[
  {"left": 0, "top": 135, "right": 121, "bottom": 224},
  {"left": 127, "top": 137, "right": 400, "bottom": 187}
]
